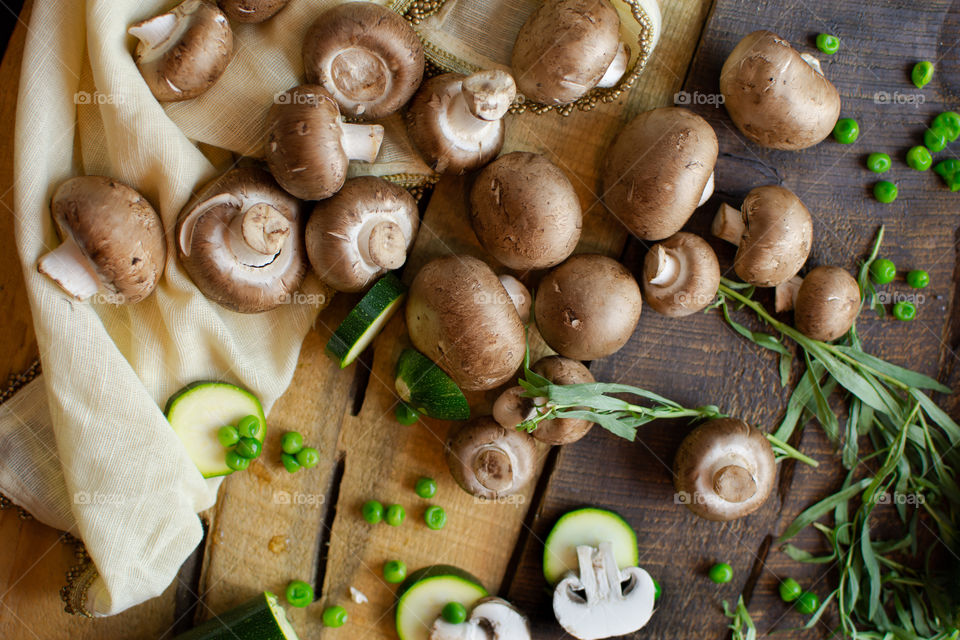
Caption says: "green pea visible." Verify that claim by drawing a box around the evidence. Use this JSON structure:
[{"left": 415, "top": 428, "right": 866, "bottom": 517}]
[
  {"left": 815, "top": 33, "right": 840, "bottom": 54},
  {"left": 935, "top": 158, "right": 960, "bottom": 180},
  {"left": 281, "top": 453, "right": 301, "bottom": 473},
  {"left": 873, "top": 181, "right": 898, "bottom": 203},
  {"left": 869, "top": 258, "right": 896, "bottom": 285},
  {"left": 395, "top": 403, "right": 419, "bottom": 425},
  {"left": 833, "top": 118, "right": 859, "bottom": 144},
  {"left": 385, "top": 504, "right": 406, "bottom": 527},
  {"left": 925, "top": 127, "right": 949, "bottom": 152},
  {"left": 225, "top": 450, "right": 250, "bottom": 471},
  {"left": 322, "top": 605, "right": 348, "bottom": 628},
  {"left": 907, "top": 145, "right": 933, "bottom": 171},
  {"left": 653, "top": 578, "right": 662, "bottom": 601},
  {"left": 906, "top": 270, "right": 930, "bottom": 289},
  {"left": 295, "top": 446, "right": 320, "bottom": 469},
  {"left": 708, "top": 563, "right": 734, "bottom": 584},
  {"left": 415, "top": 477, "right": 438, "bottom": 499},
  {"left": 237, "top": 415, "right": 262, "bottom": 440},
  {"left": 795, "top": 591, "right": 820, "bottom": 615},
  {"left": 866, "top": 152, "right": 891, "bottom": 173},
  {"left": 893, "top": 301, "right": 917, "bottom": 321},
  {"left": 424, "top": 505, "right": 447, "bottom": 530},
  {"left": 779, "top": 578, "right": 802, "bottom": 602},
  {"left": 362, "top": 500, "right": 383, "bottom": 524},
  {"left": 281, "top": 431, "right": 304, "bottom": 455},
  {"left": 912, "top": 61, "right": 934, "bottom": 89},
  {"left": 383, "top": 560, "right": 407, "bottom": 584},
  {"left": 933, "top": 111, "right": 960, "bottom": 142},
  {"left": 217, "top": 425, "right": 240, "bottom": 448},
  {"left": 441, "top": 602, "right": 467, "bottom": 624},
  {"left": 285, "top": 579, "right": 314, "bottom": 608},
  {"left": 235, "top": 437, "right": 262, "bottom": 459},
  {"left": 948, "top": 175, "right": 960, "bottom": 192}
]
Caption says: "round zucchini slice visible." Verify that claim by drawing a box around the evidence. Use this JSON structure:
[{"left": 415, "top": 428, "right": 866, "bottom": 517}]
[
  {"left": 327, "top": 273, "right": 407, "bottom": 368},
  {"left": 396, "top": 565, "right": 488, "bottom": 640},
  {"left": 395, "top": 349, "right": 470, "bottom": 420},
  {"left": 543, "top": 507, "right": 639, "bottom": 585}
]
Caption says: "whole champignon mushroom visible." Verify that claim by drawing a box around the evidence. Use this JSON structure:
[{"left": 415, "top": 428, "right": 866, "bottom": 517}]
[
  {"left": 429, "top": 597, "right": 531, "bottom": 640},
  {"left": 407, "top": 255, "right": 525, "bottom": 391},
  {"left": 642, "top": 232, "right": 720, "bottom": 317},
  {"left": 407, "top": 70, "right": 516, "bottom": 174},
  {"left": 469, "top": 152, "right": 582, "bottom": 270},
  {"left": 720, "top": 30, "right": 841, "bottom": 150},
  {"left": 711, "top": 185, "right": 813, "bottom": 288},
  {"left": 264, "top": 85, "right": 384, "bottom": 201},
  {"left": 602, "top": 107, "right": 718, "bottom": 241},
  {"left": 176, "top": 167, "right": 306, "bottom": 313},
  {"left": 37, "top": 176, "right": 165, "bottom": 304},
  {"left": 218, "top": 0, "right": 289, "bottom": 23},
  {"left": 302, "top": 2, "right": 425, "bottom": 119},
  {"left": 791, "top": 266, "right": 861, "bottom": 342},
  {"left": 305, "top": 177, "right": 419, "bottom": 292},
  {"left": 128, "top": 0, "right": 233, "bottom": 103},
  {"left": 445, "top": 417, "right": 538, "bottom": 499},
  {"left": 673, "top": 418, "right": 776, "bottom": 522},
  {"left": 535, "top": 254, "right": 642, "bottom": 361}
]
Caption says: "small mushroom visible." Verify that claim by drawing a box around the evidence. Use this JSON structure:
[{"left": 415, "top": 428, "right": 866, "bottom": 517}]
[
  {"left": 673, "top": 418, "right": 777, "bottom": 522},
  {"left": 176, "top": 167, "right": 306, "bottom": 313},
  {"left": 407, "top": 70, "right": 516, "bottom": 174},
  {"left": 264, "top": 85, "right": 385, "bottom": 201},
  {"left": 720, "top": 30, "right": 841, "bottom": 150},
  {"left": 642, "top": 232, "right": 720, "bottom": 317},
  {"left": 498, "top": 274, "right": 531, "bottom": 323},
  {"left": 711, "top": 186, "right": 813, "bottom": 288},
  {"left": 218, "top": 0, "right": 289, "bottom": 23},
  {"left": 429, "top": 597, "right": 531, "bottom": 640},
  {"left": 535, "top": 254, "right": 642, "bottom": 361},
  {"left": 469, "top": 152, "right": 582, "bottom": 270},
  {"left": 302, "top": 2, "right": 425, "bottom": 119},
  {"left": 37, "top": 176, "right": 165, "bottom": 304},
  {"left": 791, "top": 266, "right": 861, "bottom": 342},
  {"left": 445, "top": 417, "right": 538, "bottom": 499},
  {"left": 128, "top": 0, "right": 233, "bottom": 102},
  {"left": 553, "top": 542, "right": 657, "bottom": 640},
  {"left": 305, "top": 177, "right": 419, "bottom": 292}
]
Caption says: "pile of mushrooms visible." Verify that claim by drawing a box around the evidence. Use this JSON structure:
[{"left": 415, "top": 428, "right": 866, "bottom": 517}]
[
  {"left": 429, "top": 597, "right": 531, "bottom": 640},
  {"left": 445, "top": 417, "right": 538, "bottom": 500},
  {"left": 642, "top": 232, "right": 720, "bottom": 317},
  {"left": 778, "top": 266, "right": 861, "bottom": 342}
]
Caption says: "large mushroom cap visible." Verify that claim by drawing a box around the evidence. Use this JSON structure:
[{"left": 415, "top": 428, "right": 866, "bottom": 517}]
[
  {"left": 305, "top": 176, "right": 419, "bottom": 292},
  {"left": 530, "top": 356, "right": 595, "bottom": 445},
  {"left": 445, "top": 417, "right": 538, "bottom": 499},
  {"left": 535, "top": 254, "right": 642, "bottom": 361},
  {"left": 673, "top": 418, "right": 776, "bottom": 522},
  {"left": 720, "top": 30, "right": 841, "bottom": 150},
  {"left": 642, "top": 232, "right": 720, "bottom": 317},
  {"left": 469, "top": 152, "right": 582, "bottom": 270},
  {"left": 302, "top": 2, "right": 424, "bottom": 119},
  {"left": 794, "top": 266, "right": 861, "bottom": 342},
  {"left": 218, "top": 0, "right": 289, "bottom": 23}
]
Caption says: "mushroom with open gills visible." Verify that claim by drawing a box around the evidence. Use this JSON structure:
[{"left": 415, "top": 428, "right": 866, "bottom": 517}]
[
  {"left": 445, "top": 417, "right": 538, "bottom": 499},
  {"left": 176, "top": 167, "right": 307, "bottom": 313},
  {"left": 469, "top": 152, "right": 582, "bottom": 270},
  {"left": 786, "top": 266, "right": 861, "bottom": 342},
  {"left": 711, "top": 185, "right": 813, "bottom": 288},
  {"left": 407, "top": 70, "right": 516, "bottom": 174},
  {"left": 429, "top": 597, "right": 531, "bottom": 640},
  {"left": 218, "top": 0, "right": 289, "bottom": 23},
  {"left": 37, "top": 176, "right": 166, "bottom": 304},
  {"left": 305, "top": 176, "right": 419, "bottom": 293},
  {"left": 673, "top": 418, "right": 777, "bottom": 522},
  {"left": 302, "top": 2, "right": 425, "bottom": 119},
  {"left": 128, "top": 0, "right": 233, "bottom": 103},
  {"left": 642, "top": 232, "right": 720, "bottom": 317},
  {"left": 601, "top": 107, "right": 718, "bottom": 241},
  {"left": 264, "top": 85, "right": 385, "bottom": 201}
]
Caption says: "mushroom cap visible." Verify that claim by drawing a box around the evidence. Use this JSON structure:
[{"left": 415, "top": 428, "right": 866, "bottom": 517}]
[
  {"left": 407, "top": 255, "right": 526, "bottom": 391},
  {"left": 218, "top": 0, "right": 289, "bottom": 23},
  {"left": 302, "top": 2, "right": 424, "bottom": 119},
  {"left": 511, "top": 0, "right": 621, "bottom": 105},
  {"left": 445, "top": 416, "right": 538, "bottom": 499},
  {"left": 49, "top": 176, "right": 166, "bottom": 303},
  {"left": 720, "top": 30, "right": 841, "bottom": 150},
  {"left": 794, "top": 266, "right": 861, "bottom": 342},
  {"left": 642, "top": 232, "right": 720, "bottom": 317},
  {"left": 602, "top": 107, "right": 718, "bottom": 241},
  {"left": 430, "top": 597, "right": 532, "bottom": 640},
  {"left": 469, "top": 152, "right": 582, "bottom": 270},
  {"left": 530, "top": 356, "right": 595, "bottom": 445},
  {"left": 673, "top": 418, "right": 776, "bottom": 522},
  {"left": 176, "top": 167, "right": 307, "bottom": 313},
  {"left": 733, "top": 185, "right": 813, "bottom": 288},
  {"left": 305, "top": 176, "right": 419, "bottom": 292},
  {"left": 129, "top": 0, "right": 233, "bottom": 102},
  {"left": 535, "top": 254, "right": 642, "bottom": 361}
]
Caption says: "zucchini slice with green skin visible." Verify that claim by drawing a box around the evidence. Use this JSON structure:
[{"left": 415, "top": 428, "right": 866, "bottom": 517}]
[
  {"left": 173, "top": 591, "right": 299, "bottom": 640},
  {"left": 396, "top": 565, "right": 488, "bottom": 640},
  {"left": 543, "top": 507, "right": 639, "bottom": 585},
  {"left": 166, "top": 381, "right": 266, "bottom": 478},
  {"left": 327, "top": 273, "right": 407, "bottom": 368},
  {"left": 395, "top": 349, "right": 470, "bottom": 420}
]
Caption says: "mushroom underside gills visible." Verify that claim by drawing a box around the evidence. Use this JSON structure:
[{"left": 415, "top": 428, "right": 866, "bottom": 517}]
[
  {"left": 37, "top": 236, "right": 102, "bottom": 300},
  {"left": 339, "top": 122, "right": 385, "bottom": 163},
  {"left": 595, "top": 42, "right": 630, "bottom": 89},
  {"left": 180, "top": 193, "right": 289, "bottom": 267},
  {"left": 711, "top": 201, "right": 745, "bottom": 245}
]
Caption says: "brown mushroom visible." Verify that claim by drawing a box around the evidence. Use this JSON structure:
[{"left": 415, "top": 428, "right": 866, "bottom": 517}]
[
  {"left": 469, "top": 152, "right": 582, "bottom": 270},
  {"left": 218, "top": 0, "right": 289, "bottom": 23},
  {"left": 128, "top": 0, "right": 233, "bottom": 102},
  {"left": 673, "top": 418, "right": 776, "bottom": 521},
  {"left": 642, "top": 232, "right": 720, "bottom": 317},
  {"left": 264, "top": 85, "right": 384, "bottom": 201},
  {"left": 711, "top": 185, "right": 813, "bottom": 288},
  {"left": 602, "top": 107, "right": 718, "bottom": 241},
  {"left": 37, "top": 176, "right": 165, "bottom": 304},
  {"left": 445, "top": 417, "right": 538, "bottom": 499},
  {"left": 302, "top": 2, "right": 424, "bottom": 119},
  {"left": 305, "top": 177, "right": 419, "bottom": 292},
  {"left": 720, "top": 30, "right": 841, "bottom": 150},
  {"left": 792, "top": 266, "right": 861, "bottom": 342}
]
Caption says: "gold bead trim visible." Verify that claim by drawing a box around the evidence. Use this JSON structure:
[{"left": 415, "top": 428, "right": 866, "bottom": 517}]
[{"left": 61, "top": 538, "right": 96, "bottom": 618}]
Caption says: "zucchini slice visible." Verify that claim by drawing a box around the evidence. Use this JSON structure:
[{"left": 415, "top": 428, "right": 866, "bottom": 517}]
[
  {"left": 327, "top": 273, "right": 407, "bottom": 368},
  {"left": 396, "top": 565, "right": 488, "bottom": 640},
  {"left": 543, "top": 507, "right": 639, "bottom": 585},
  {"left": 395, "top": 349, "right": 470, "bottom": 420},
  {"left": 166, "top": 381, "right": 266, "bottom": 478},
  {"left": 173, "top": 591, "right": 299, "bottom": 639}
]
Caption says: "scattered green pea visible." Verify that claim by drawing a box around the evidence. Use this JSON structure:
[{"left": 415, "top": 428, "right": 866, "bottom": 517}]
[
  {"left": 322, "top": 605, "right": 348, "bottom": 628},
  {"left": 385, "top": 504, "right": 406, "bottom": 527},
  {"left": 285, "top": 579, "right": 314, "bottom": 608},
  {"left": 907, "top": 145, "right": 933, "bottom": 171},
  {"left": 935, "top": 158, "right": 960, "bottom": 180},
  {"left": 912, "top": 61, "right": 934, "bottom": 89},
  {"left": 281, "top": 453, "right": 301, "bottom": 473},
  {"left": 779, "top": 578, "right": 803, "bottom": 603},
  {"left": 866, "top": 152, "right": 891, "bottom": 173},
  {"left": 235, "top": 437, "right": 262, "bottom": 459},
  {"left": 933, "top": 111, "right": 960, "bottom": 142},
  {"left": 873, "top": 181, "right": 898, "bottom": 203},
  {"left": 395, "top": 403, "right": 419, "bottom": 425},
  {"left": 869, "top": 258, "right": 897, "bottom": 284},
  {"left": 295, "top": 446, "right": 320, "bottom": 469},
  {"left": 925, "top": 127, "right": 949, "bottom": 153},
  {"left": 708, "top": 563, "right": 734, "bottom": 584},
  {"left": 237, "top": 415, "right": 262, "bottom": 440},
  {"left": 653, "top": 578, "right": 662, "bottom": 601},
  {"left": 225, "top": 450, "right": 250, "bottom": 471},
  {"left": 833, "top": 118, "right": 859, "bottom": 144},
  {"left": 424, "top": 505, "right": 447, "bottom": 530},
  {"left": 815, "top": 33, "right": 840, "bottom": 55},
  {"left": 795, "top": 591, "right": 821, "bottom": 615},
  {"left": 907, "top": 270, "right": 930, "bottom": 289},
  {"left": 281, "top": 431, "right": 304, "bottom": 455},
  {"left": 415, "top": 477, "right": 438, "bottom": 499},
  {"left": 893, "top": 301, "right": 917, "bottom": 321},
  {"left": 362, "top": 500, "right": 384, "bottom": 524},
  {"left": 217, "top": 425, "right": 240, "bottom": 448},
  {"left": 441, "top": 602, "right": 467, "bottom": 624},
  {"left": 948, "top": 175, "right": 960, "bottom": 192},
  {"left": 383, "top": 560, "right": 407, "bottom": 584}
]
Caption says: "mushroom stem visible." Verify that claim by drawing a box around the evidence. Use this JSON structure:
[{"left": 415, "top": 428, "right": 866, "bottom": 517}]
[
  {"left": 462, "top": 70, "right": 516, "bottom": 121},
  {"left": 647, "top": 245, "right": 680, "bottom": 287},
  {"left": 697, "top": 171, "right": 715, "bottom": 207},
  {"left": 339, "top": 122, "right": 385, "bottom": 163},
  {"left": 713, "top": 464, "right": 757, "bottom": 503},
  {"left": 37, "top": 236, "right": 102, "bottom": 300},
  {"left": 474, "top": 445, "right": 515, "bottom": 493},
  {"left": 493, "top": 386, "right": 542, "bottom": 428},
  {"left": 227, "top": 204, "right": 290, "bottom": 267},
  {"left": 127, "top": 0, "right": 198, "bottom": 62},
  {"left": 595, "top": 42, "right": 631, "bottom": 89},
  {"left": 711, "top": 202, "right": 745, "bottom": 246},
  {"left": 365, "top": 220, "right": 407, "bottom": 269},
  {"left": 774, "top": 275, "right": 804, "bottom": 312}
]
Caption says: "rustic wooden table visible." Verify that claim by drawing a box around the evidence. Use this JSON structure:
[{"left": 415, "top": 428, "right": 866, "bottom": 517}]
[{"left": 2, "top": 0, "right": 959, "bottom": 639}]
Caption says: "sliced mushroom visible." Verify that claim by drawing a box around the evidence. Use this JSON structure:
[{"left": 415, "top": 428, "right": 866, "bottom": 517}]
[
  {"left": 305, "top": 177, "right": 418, "bottom": 292},
  {"left": 128, "top": 0, "right": 233, "bottom": 102},
  {"left": 642, "top": 232, "right": 720, "bottom": 317},
  {"left": 469, "top": 152, "right": 582, "bottom": 270},
  {"left": 673, "top": 418, "right": 776, "bottom": 522},
  {"left": 429, "top": 597, "right": 531, "bottom": 640},
  {"left": 445, "top": 417, "right": 538, "bottom": 499},
  {"left": 176, "top": 167, "right": 306, "bottom": 313},
  {"left": 407, "top": 70, "right": 516, "bottom": 174},
  {"left": 218, "top": 0, "right": 289, "bottom": 23},
  {"left": 302, "top": 2, "right": 425, "bottom": 119},
  {"left": 37, "top": 176, "right": 165, "bottom": 304},
  {"left": 792, "top": 266, "right": 861, "bottom": 342},
  {"left": 602, "top": 107, "right": 718, "bottom": 241},
  {"left": 264, "top": 85, "right": 385, "bottom": 201},
  {"left": 498, "top": 274, "right": 531, "bottom": 323}
]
